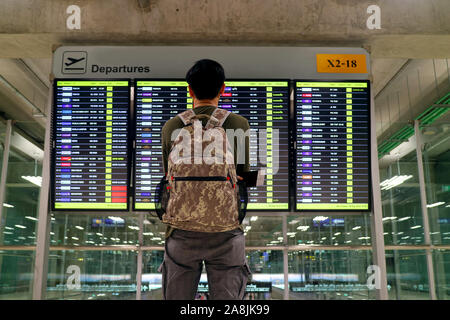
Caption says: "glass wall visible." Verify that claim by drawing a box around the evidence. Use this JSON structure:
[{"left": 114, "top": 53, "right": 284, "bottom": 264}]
[
  {"left": 46, "top": 249, "right": 138, "bottom": 300},
  {"left": 385, "top": 250, "right": 430, "bottom": 300},
  {"left": 422, "top": 111, "right": 450, "bottom": 246},
  {"left": 0, "top": 250, "right": 35, "bottom": 300},
  {"left": 433, "top": 249, "right": 450, "bottom": 300},
  {"left": 50, "top": 213, "right": 140, "bottom": 247},
  {"left": 141, "top": 250, "right": 164, "bottom": 300},
  {"left": 288, "top": 249, "right": 375, "bottom": 300},
  {"left": 245, "top": 250, "right": 284, "bottom": 300},
  {"left": 0, "top": 121, "right": 42, "bottom": 299},
  {"left": 379, "top": 151, "right": 425, "bottom": 246},
  {"left": 286, "top": 214, "right": 372, "bottom": 247}
]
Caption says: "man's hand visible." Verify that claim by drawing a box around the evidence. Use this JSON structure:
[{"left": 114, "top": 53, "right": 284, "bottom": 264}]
[{"left": 237, "top": 176, "right": 243, "bottom": 181}]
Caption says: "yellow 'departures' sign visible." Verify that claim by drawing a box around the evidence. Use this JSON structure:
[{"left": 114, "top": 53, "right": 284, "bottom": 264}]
[{"left": 316, "top": 54, "right": 368, "bottom": 74}]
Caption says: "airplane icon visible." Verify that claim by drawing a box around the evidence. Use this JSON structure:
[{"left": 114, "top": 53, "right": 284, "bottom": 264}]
[
  {"left": 65, "top": 57, "right": 86, "bottom": 66},
  {"left": 62, "top": 51, "right": 87, "bottom": 74}
]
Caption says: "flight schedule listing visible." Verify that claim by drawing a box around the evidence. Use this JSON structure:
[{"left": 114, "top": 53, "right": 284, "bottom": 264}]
[
  {"left": 220, "top": 81, "right": 290, "bottom": 210},
  {"left": 295, "top": 81, "right": 370, "bottom": 211},
  {"left": 134, "top": 80, "right": 290, "bottom": 210},
  {"left": 53, "top": 80, "right": 130, "bottom": 210},
  {"left": 134, "top": 81, "right": 192, "bottom": 210}
]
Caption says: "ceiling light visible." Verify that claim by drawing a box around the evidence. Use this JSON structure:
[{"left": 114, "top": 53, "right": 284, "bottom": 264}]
[
  {"left": 3, "top": 203, "right": 14, "bottom": 208},
  {"left": 312, "top": 216, "right": 328, "bottom": 222},
  {"left": 25, "top": 216, "right": 38, "bottom": 221},
  {"left": 21, "top": 176, "right": 42, "bottom": 187},
  {"left": 410, "top": 225, "right": 422, "bottom": 229},
  {"left": 75, "top": 226, "right": 84, "bottom": 230},
  {"left": 250, "top": 216, "right": 258, "bottom": 222},
  {"left": 427, "top": 202, "right": 445, "bottom": 208},
  {"left": 397, "top": 216, "right": 411, "bottom": 222},
  {"left": 297, "top": 226, "right": 310, "bottom": 231},
  {"left": 352, "top": 226, "right": 361, "bottom": 230},
  {"left": 380, "top": 175, "right": 413, "bottom": 190}
]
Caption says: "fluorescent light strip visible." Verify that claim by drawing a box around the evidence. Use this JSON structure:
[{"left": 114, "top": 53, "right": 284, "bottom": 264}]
[
  {"left": 380, "top": 175, "right": 413, "bottom": 190},
  {"left": 426, "top": 202, "right": 445, "bottom": 208},
  {"left": 21, "top": 176, "right": 42, "bottom": 187}
]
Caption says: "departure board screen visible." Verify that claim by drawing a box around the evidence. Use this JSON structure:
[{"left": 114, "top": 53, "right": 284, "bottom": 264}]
[
  {"left": 133, "top": 80, "right": 290, "bottom": 210},
  {"left": 134, "top": 81, "right": 191, "bottom": 210},
  {"left": 52, "top": 80, "right": 130, "bottom": 210},
  {"left": 221, "top": 81, "right": 290, "bottom": 210},
  {"left": 294, "top": 80, "right": 371, "bottom": 211}
]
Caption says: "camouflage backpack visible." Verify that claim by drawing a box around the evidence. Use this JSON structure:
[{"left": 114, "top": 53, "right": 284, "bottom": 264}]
[{"left": 161, "top": 108, "right": 241, "bottom": 232}]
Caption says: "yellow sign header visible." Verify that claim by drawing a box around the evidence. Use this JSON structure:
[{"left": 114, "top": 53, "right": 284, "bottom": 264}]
[{"left": 316, "top": 54, "right": 368, "bottom": 74}]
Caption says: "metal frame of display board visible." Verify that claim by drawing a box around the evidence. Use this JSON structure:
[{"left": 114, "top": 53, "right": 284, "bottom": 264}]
[{"left": 32, "top": 46, "right": 388, "bottom": 300}]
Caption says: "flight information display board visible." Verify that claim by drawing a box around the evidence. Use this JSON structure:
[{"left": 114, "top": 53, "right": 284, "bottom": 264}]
[
  {"left": 52, "top": 80, "right": 130, "bottom": 210},
  {"left": 294, "top": 80, "right": 371, "bottom": 211},
  {"left": 133, "top": 80, "right": 290, "bottom": 210},
  {"left": 221, "top": 81, "right": 290, "bottom": 210},
  {"left": 134, "top": 81, "right": 191, "bottom": 210}
]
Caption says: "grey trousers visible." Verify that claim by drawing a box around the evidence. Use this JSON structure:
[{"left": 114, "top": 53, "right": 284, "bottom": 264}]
[{"left": 158, "top": 227, "right": 251, "bottom": 300}]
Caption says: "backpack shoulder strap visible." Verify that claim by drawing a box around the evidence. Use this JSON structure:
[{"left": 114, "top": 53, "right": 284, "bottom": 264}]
[
  {"left": 177, "top": 109, "right": 196, "bottom": 126},
  {"left": 205, "top": 108, "right": 231, "bottom": 129}
]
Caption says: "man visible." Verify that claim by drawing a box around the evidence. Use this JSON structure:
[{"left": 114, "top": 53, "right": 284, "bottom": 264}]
[{"left": 159, "top": 59, "right": 251, "bottom": 300}]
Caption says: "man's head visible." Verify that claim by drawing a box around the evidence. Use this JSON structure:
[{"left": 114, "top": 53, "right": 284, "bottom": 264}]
[{"left": 186, "top": 59, "right": 225, "bottom": 103}]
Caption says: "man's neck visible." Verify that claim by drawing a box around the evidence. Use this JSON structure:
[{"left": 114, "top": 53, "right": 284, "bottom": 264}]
[{"left": 193, "top": 99, "right": 219, "bottom": 108}]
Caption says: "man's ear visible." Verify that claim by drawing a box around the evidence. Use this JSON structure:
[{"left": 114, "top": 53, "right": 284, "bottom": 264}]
[
  {"left": 218, "top": 83, "right": 226, "bottom": 97},
  {"left": 188, "top": 85, "right": 195, "bottom": 99}
]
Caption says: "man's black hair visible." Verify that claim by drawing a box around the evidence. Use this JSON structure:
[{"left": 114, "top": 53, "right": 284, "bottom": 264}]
[{"left": 186, "top": 59, "right": 225, "bottom": 100}]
